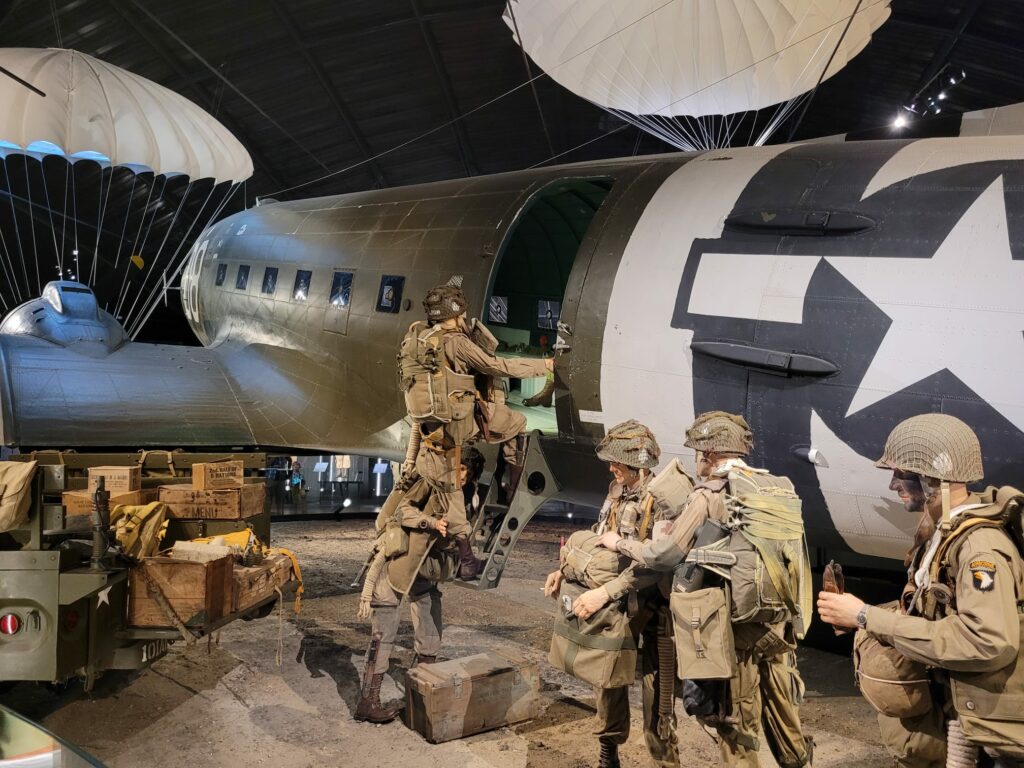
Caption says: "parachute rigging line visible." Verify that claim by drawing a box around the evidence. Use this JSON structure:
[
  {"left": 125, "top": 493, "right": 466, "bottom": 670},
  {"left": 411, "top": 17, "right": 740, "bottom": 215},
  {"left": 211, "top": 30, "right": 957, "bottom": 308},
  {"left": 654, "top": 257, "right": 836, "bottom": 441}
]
[
  {"left": 22, "top": 154, "right": 41, "bottom": 295},
  {"left": 114, "top": 175, "right": 161, "bottom": 319},
  {"left": 505, "top": 1, "right": 556, "bottom": 158},
  {"left": 787, "top": 0, "right": 866, "bottom": 142}
]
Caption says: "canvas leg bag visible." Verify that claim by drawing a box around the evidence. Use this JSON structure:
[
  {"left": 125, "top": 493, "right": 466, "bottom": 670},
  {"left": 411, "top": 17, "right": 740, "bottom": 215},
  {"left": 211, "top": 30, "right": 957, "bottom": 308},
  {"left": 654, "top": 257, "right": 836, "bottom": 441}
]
[
  {"left": 549, "top": 582, "right": 636, "bottom": 689},
  {"left": 560, "top": 530, "right": 633, "bottom": 589},
  {"left": 670, "top": 586, "right": 737, "bottom": 680}
]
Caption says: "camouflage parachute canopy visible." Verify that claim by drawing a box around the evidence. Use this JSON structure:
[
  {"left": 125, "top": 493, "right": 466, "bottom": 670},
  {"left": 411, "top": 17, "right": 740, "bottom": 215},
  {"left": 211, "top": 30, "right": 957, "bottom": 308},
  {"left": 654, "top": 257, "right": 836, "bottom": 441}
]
[
  {"left": 596, "top": 419, "right": 661, "bottom": 469},
  {"left": 423, "top": 284, "right": 468, "bottom": 321},
  {"left": 684, "top": 411, "right": 753, "bottom": 456},
  {"left": 875, "top": 413, "right": 984, "bottom": 483}
]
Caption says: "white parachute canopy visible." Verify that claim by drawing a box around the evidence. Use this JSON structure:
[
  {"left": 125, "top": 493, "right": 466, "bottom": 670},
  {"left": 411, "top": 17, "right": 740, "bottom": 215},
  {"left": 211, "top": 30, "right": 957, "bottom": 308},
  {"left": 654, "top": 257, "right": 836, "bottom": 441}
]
[
  {"left": 505, "top": 0, "right": 891, "bottom": 149},
  {"left": 0, "top": 47, "right": 252, "bottom": 182}
]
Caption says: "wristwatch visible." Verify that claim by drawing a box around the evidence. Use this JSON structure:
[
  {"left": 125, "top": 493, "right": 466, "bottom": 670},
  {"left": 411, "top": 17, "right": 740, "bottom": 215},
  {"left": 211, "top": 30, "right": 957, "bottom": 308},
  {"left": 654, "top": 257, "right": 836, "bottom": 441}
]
[{"left": 856, "top": 605, "right": 869, "bottom": 630}]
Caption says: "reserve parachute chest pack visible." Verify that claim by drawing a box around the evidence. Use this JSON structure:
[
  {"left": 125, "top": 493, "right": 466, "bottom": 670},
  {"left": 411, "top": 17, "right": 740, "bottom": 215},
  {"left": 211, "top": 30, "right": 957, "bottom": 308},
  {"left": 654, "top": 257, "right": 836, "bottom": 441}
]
[{"left": 398, "top": 322, "right": 475, "bottom": 422}]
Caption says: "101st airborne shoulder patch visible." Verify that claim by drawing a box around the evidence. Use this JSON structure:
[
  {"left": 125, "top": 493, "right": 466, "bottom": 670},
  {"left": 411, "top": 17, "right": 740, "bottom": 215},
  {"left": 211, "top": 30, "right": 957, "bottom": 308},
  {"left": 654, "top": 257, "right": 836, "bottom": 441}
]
[{"left": 970, "top": 560, "right": 996, "bottom": 592}]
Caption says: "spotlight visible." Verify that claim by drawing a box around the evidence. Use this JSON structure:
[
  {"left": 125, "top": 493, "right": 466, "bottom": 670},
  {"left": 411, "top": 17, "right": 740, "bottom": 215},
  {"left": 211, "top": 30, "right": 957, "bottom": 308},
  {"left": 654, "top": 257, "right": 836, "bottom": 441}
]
[
  {"left": 938, "top": 91, "right": 947, "bottom": 101},
  {"left": 893, "top": 114, "right": 908, "bottom": 129},
  {"left": 343, "top": 497, "right": 353, "bottom": 508},
  {"left": 567, "top": 512, "right": 573, "bottom": 519}
]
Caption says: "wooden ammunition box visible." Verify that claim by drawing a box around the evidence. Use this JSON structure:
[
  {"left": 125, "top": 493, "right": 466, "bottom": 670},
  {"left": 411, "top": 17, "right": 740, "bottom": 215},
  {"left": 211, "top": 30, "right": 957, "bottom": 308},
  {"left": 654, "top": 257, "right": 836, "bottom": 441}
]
[
  {"left": 158, "top": 482, "right": 265, "bottom": 520},
  {"left": 192, "top": 460, "right": 245, "bottom": 490},
  {"left": 128, "top": 555, "right": 233, "bottom": 628},
  {"left": 404, "top": 650, "right": 540, "bottom": 743},
  {"left": 232, "top": 553, "right": 295, "bottom": 613},
  {"left": 63, "top": 488, "right": 158, "bottom": 517},
  {"left": 87, "top": 465, "right": 141, "bottom": 493}
]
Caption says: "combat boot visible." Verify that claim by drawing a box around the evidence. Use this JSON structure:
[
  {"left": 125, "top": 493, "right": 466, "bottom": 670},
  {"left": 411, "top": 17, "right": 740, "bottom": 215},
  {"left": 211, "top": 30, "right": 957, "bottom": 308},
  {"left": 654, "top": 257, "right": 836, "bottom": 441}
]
[
  {"left": 412, "top": 653, "right": 438, "bottom": 666},
  {"left": 354, "top": 672, "right": 401, "bottom": 724},
  {"left": 456, "top": 537, "right": 483, "bottom": 580},
  {"left": 523, "top": 377, "right": 554, "bottom": 407},
  {"left": 597, "top": 739, "right": 621, "bottom": 768}
]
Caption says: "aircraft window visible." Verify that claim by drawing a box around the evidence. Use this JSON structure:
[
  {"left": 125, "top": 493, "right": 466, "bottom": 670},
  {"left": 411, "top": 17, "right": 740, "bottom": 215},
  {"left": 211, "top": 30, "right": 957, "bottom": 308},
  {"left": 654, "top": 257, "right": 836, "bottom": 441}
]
[
  {"left": 329, "top": 271, "right": 353, "bottom": 308},
  {"left": 376, "top": 275, "right": 404, "bottom": 313},
  {"left": 262, "top": 267, "right": 278, "bottom": 295},
  {"left": 488, "top": 295, "right": 508, "bottom": 325},
  {"left": 293, "top": 269, "right": 312, "bottom": 301},
  {"left": 538, "top": 299, "right": 560, "bottom": 330},
  {"left": 235, "top": 264, "right": 250, "bottom": 290},
  {"left": 215, "top": 263, "right": 227, "bottom": 286}
]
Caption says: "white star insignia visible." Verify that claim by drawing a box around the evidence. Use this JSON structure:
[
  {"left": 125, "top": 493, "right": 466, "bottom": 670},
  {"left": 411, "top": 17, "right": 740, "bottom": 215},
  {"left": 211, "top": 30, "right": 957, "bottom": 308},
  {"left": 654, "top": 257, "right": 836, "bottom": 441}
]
[
  {"left": 97, "top": 586, "right": 112, "bottom": 608},
  {"left": 828, "top": 176, "right": 1024, "bottom": 432}
]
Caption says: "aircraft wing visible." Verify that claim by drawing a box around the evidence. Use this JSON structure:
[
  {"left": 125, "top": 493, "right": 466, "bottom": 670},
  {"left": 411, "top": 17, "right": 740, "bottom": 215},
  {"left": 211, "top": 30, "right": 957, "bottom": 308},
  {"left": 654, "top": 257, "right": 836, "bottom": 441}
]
[{"left": 0, "top": 335, "right": 257, "bottom": 449}]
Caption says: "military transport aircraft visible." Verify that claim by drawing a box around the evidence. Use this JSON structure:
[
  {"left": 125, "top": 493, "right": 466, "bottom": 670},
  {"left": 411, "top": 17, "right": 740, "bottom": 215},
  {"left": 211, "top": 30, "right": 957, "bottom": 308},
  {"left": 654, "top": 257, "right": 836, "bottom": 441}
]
[{"left": 2, "top": 103, "right": 1023, "bottom": 584}]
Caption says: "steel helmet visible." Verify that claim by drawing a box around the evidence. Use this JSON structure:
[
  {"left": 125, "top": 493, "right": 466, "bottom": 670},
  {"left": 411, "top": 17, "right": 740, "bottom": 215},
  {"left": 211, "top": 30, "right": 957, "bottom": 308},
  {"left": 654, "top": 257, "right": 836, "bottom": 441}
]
[
  {"left": 596, "top": 420, "right": 661, "bottom": 469},
  {"left": 874, "top": 414, "right": 983, "bottom": 483},
  {"left": 684, "top": 411, "right": 753, "bottom": 456},
  {"left": 423, "top": 285, "right": 468, "bottom": 321}
]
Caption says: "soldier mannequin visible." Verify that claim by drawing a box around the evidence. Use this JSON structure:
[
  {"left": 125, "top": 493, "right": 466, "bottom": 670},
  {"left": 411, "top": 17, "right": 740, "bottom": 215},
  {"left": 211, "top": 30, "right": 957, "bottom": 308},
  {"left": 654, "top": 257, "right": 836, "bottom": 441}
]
[
  {"left": 597, "top": 412, "right": 813, "bottom": 768},
  {"left": 818, "top": 415, "right": 1024, "bottom": 767},
  {"left": 544, "top": 421, "right": 680, "bottom": 768},
  {"left": 355, "top": 447, "right": 486, "bottom": 723},
  {"left": 411, "top": 285, "right": 551, "bottom": 578}
]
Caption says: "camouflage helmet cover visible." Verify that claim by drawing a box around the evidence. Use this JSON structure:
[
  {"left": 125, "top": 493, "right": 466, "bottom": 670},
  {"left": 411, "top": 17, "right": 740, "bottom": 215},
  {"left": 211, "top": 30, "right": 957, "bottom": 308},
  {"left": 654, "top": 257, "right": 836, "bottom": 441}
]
[
  {"left": 684, "top": 411, "right": 753, "bottom": 456},
  {"left": 423, "top": 285, "right": 468, "bottom": 321},
  {"left": 875, "top": 414, "right": 984, "bottom": 483},
  {"left": 596, "top": 419, "right": 661, "bottom": 469}
]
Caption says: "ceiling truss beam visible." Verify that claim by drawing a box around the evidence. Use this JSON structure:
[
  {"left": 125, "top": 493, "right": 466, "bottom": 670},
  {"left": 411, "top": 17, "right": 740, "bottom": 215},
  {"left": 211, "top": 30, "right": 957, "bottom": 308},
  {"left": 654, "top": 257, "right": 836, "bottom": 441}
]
[
  {"left": 409, "top": 0, "right": 477, "bottom": 177},
  {"left": 267, "top": 0, "right": 389, "bottom": 189},
  {"left": 906, "top": 0, "right": 986, "bottom": 101},
  {"left": 104, "top": 0, "right": 287, "bottom": 193}
]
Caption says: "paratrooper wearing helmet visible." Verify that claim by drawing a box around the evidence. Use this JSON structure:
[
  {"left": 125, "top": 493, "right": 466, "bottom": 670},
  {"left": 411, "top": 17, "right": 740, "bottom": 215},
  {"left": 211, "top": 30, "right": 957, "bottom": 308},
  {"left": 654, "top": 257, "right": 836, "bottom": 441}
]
[
  {"left": 597, "top": 411, "right": 815, "bottom": 768},
  {"left": 818, "top": 414, "right": 1024, "bottom": 766}
]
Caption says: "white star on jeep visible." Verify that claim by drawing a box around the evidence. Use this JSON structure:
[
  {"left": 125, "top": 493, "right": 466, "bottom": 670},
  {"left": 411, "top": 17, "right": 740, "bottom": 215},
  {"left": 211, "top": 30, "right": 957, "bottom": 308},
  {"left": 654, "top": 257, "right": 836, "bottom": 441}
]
[
  {"left": 827, "top": 176, "right": 1024, "bottom": 432},
  {"left": 97, "top": 586, "right": 111, "bottom": 607}
]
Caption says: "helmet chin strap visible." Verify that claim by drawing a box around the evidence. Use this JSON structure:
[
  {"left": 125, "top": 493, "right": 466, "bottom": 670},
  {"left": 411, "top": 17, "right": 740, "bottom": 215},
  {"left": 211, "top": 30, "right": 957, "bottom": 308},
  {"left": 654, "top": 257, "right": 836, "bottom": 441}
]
[{"left": 940, "top": 480, "right": 952, "bottom": 532}]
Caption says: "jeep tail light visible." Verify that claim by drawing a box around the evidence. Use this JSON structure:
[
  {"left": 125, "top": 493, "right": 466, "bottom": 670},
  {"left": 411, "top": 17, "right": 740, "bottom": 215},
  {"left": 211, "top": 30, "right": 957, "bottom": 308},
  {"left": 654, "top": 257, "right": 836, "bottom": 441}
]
[
  {"left": 0, "top": 613, "right": 20, "bottom": 635},
  {"left": 64, "top": 610, "right": 79, "bottom": 632}
]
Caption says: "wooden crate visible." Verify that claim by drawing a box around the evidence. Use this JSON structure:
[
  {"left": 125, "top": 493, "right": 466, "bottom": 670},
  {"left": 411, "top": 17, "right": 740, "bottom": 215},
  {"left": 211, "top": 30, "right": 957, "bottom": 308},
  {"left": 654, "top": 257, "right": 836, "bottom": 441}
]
[
  {"left": 192, "top": 460, "right": 244, "bottom": 490},
  {"left": 128, "top": 555, "right": 233, "bottom": 628},
  {"left": 87, "top": 465, "right": 141, "bottom": 493},
  {"left": 405, "top": 650, "right": 540, "bottom": 743},
  {"left": 158, "top": 482, "right": 264, "bottom": 520},
  {"left": 232, "top": 553, "right": 294, "bottom": 613},
  {"left": 63, "top": 488, "right": 158, "bottom": 516}
]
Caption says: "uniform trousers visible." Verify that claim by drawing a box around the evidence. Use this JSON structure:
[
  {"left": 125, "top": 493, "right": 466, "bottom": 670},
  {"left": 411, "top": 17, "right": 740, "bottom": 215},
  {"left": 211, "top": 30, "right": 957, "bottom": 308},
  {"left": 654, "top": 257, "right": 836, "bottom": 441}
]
[
  {"left": 594, "top": 601, "right": 680, "bottom": 767},
  {"left": 714, "top": 625, "right": 811, "bottom": 768},
  {"left": 368, "top": 573, "right": 442, "bottom": 675}
]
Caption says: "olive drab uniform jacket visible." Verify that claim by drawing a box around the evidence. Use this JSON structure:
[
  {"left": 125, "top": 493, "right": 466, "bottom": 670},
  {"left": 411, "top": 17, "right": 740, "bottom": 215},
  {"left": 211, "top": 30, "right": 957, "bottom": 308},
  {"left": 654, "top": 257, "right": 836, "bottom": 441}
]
[
  {"left": 383, "top": 478, "right": 460, "bottom": 594},
  {"left": 440, "top": 329, "right": 548, "bottom": 436},
  {"left": 863, "top": 490, "right": 1024, "bottom": 757},
  {"left": 592, "top": 474, "right": 674, "bottom": 600}
]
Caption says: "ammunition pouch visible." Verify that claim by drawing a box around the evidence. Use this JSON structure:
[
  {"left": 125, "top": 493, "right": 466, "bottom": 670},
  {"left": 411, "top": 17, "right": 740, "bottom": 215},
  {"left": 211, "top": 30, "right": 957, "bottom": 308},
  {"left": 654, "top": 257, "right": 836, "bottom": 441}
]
[
  {"left": 854, "top": 603, "right": 932, "bottom": 719},
  {"left": 383, "top": 522, "right": 410, "bottom": 559},
  {"left": 670, "top": 586, "right": 737, "bottom": 681},
  {"left": 548, "top": 582, "right": 636, "bottom": 689}
]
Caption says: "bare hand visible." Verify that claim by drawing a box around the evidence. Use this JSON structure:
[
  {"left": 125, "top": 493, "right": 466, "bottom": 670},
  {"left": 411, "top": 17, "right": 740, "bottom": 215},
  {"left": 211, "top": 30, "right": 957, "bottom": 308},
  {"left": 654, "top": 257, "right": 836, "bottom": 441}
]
[
  {"left": 573, "top": 587, "right": 610, "bottom": 620},
  {"left": 435, "top": 518, "right": 449, "bottom": 537},
  {"left": 545, "top": 358, "right": 555, "bottom": 372},
  {"left": 544, "top": 570, "right": 563, "bottom": 598},
  {"left": 817, "top": 591, "right": 866, "bottom": 630},
  {"left": 596, "top": 531, "right": 623, "bottom": 552}
]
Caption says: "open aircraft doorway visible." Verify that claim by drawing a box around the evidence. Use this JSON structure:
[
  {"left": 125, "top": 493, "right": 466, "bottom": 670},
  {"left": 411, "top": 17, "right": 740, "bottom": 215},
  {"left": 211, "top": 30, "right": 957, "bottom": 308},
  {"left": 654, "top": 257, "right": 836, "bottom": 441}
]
[{"left": 485, "top": 177, "right": 614, "bottom": 434}]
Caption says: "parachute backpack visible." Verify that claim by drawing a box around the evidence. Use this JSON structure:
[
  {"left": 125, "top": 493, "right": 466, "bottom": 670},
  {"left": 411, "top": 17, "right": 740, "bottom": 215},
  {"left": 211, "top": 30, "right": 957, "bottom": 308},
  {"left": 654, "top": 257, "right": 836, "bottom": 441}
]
[
  {"left": 398, "top": 321, "right": 452, "bottom": 421},
  {"left": 397, "top": 322, "right": 475, "bottom": 422},
  {"left": 690, "top": 467, "right": 813, "bottom": 638}
]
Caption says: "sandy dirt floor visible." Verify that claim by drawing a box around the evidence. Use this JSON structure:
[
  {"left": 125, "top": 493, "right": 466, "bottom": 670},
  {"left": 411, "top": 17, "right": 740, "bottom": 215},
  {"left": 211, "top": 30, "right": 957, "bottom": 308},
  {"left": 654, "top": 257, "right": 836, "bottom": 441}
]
[{"left": 5, "top": 519, "right": 890, "bottom": 767}]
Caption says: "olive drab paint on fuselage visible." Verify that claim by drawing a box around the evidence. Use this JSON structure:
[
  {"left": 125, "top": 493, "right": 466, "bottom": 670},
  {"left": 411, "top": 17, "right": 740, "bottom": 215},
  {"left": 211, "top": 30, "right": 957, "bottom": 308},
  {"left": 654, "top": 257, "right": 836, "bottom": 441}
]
[{"left": 3, "top": 121, "right": 1024, "bottom": 566}]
